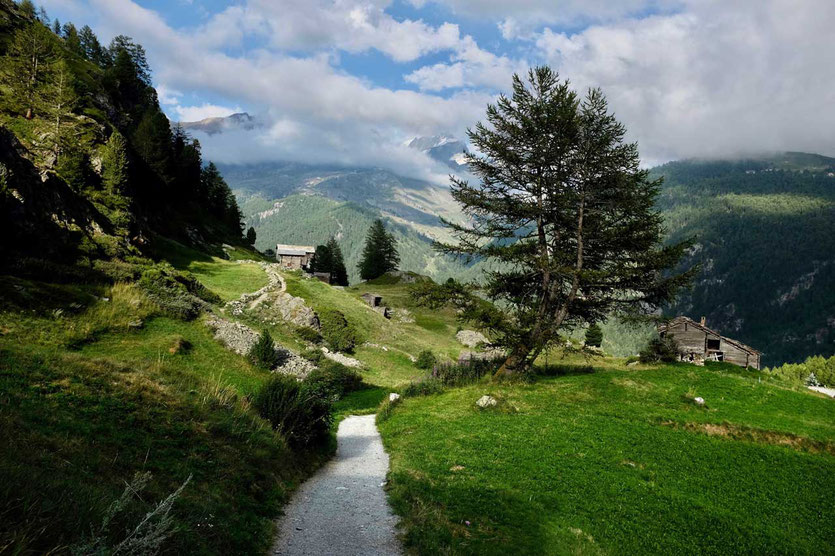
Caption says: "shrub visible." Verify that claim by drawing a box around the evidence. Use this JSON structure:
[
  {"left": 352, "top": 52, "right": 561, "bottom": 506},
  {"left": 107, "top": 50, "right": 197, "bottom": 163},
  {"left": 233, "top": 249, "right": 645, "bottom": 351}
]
[
  {"left": 253, "top": 375, "right": 332, "bottom": 447},
  {"left": 248, "top": 329, "right": 279, "bottom": 369},
  {"left": 300, "top": 347, "right": 324, "bottom": 364},
  {"left": 639, "top": 335, "right": 681, "bottom": 364},
  {"left": 415, "top": 349, "right": 436, "bottom": 370},
  {"left": 296, "top": 326, "right": 322, "bottom": 344},
  {"left": 92, "top": 259, "right": 145, "bottom": 282},
  {"left": 402, "top": 378, "right": 445, "bottom": 397},
  {"left": 304, "top": 360, "right": 363, "bottom": 400},
  {"left": 319, "top": 309, "right": 357, "bottom": 353},
  {"left": 431, "top": 355, "right": 505, "bottom": 386}
]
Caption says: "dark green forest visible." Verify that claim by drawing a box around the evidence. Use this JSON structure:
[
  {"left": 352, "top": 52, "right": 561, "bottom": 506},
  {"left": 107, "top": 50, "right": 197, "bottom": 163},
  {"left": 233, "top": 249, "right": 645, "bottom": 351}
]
[{"left": 653, "top": 154, "right": 835, "bottom": 365}]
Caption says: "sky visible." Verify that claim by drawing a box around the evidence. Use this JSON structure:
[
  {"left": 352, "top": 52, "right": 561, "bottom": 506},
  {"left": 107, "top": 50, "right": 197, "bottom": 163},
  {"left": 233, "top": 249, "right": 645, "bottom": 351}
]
[{"left": 38, "top": 0, "right": 835, "bottom": 179}]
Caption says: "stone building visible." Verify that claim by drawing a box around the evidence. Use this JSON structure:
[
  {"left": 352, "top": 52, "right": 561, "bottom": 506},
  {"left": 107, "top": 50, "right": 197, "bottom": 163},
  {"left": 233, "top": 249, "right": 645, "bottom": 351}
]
[{"left": 275, "top": 244, "right": 315, "bottom": 270}]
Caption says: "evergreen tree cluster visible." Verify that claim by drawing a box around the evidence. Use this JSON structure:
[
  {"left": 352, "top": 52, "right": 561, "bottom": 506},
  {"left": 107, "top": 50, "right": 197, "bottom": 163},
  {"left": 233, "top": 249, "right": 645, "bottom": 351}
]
[
  {"left": 357, "top": 219, "right": 400, "bottom": 280},
  {"left": 309, "top": 237, "right": 349, "bottom": 286},
  {"left": 0, "top": 1, "right": 246, "bottom": 250}
]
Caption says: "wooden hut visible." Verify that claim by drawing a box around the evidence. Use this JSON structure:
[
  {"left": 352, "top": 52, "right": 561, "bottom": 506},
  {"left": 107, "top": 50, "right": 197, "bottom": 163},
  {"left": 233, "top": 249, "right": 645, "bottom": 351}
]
[{"left": 659, "top": 316, "right": 761, "bottom": 369}]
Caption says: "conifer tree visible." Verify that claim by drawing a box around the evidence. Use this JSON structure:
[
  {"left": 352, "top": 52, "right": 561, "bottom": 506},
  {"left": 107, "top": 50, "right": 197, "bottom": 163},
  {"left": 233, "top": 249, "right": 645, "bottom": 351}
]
[
  {"left": 358, "top": 219, "right": 399, "bottom": 280},
  {"left": 585, "top": 324, "right": 603, "bottom": 348},
  {"left": 78, "top": 25, "right": 105, "bottom": 65},
  {"left": 101, "top": 132, "right": 129, "bottom": 196},
  {"left": 422, "top": 67, "right": 693, "bottom": 376},
  {"left": 51, "top": 18, "right": 60, "bottom": 35},
  {"left": 44, "top": 59, "right": 78, "bottom": 160},
  {"left": 326, "top": 237, "right": 349, "bottom": 286},
  {"left": 18, "top": 0, "right": 35, "bottom": 19},
  {"left": 2, "top": 22, "right": 56, "bottom": 119},
  {"left": 61, "top": 23, "right": 83, "bottom": 57},
  {"left": 310, "top": 244, "right": 333, "bottom": 274},
  {"left": 246, "top": 226, "right": 256, "bottom": 246}
]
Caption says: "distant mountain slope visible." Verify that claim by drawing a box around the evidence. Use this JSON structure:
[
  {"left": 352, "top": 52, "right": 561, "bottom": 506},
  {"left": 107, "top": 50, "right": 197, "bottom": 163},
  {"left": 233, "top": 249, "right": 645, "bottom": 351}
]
[
  {"left": 179, "top": 112, "right": 258, "bottom": 135},
  {"left": 654, "top": 153, "right": 835, "bottom": 365},
  {"left": 230, "top": 145, "right": 835, "bottom": 366},
  {"left": 238, "top": 194, "right": 473, "bottom": 283}
]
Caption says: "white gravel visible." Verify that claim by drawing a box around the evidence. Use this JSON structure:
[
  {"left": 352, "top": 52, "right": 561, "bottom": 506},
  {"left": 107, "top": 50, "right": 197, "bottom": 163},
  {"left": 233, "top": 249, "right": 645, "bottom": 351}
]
[{"left": 272, "top": 415, "right": 402, "bottom": 556}]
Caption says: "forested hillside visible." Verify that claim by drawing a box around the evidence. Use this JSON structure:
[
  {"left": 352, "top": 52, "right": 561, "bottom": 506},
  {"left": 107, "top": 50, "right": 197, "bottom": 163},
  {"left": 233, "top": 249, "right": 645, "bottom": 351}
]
[
  {"left": 654, "top": 154, "right": 835, "bottom": 365},
  {"left": 0, "top": 1, "right": 245, "bottom": 271}
]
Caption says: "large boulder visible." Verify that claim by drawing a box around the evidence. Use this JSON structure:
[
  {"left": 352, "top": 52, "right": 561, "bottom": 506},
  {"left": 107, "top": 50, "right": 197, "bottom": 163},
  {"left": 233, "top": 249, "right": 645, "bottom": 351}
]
[{"left": 456, "top": 329, "right": 488, "bottom": 348}]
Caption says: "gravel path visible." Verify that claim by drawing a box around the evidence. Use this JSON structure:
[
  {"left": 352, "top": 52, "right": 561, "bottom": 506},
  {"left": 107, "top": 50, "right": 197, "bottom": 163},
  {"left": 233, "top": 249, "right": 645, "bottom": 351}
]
[{"left": 272, "top": 415, "right": 402, "bottom": 556}]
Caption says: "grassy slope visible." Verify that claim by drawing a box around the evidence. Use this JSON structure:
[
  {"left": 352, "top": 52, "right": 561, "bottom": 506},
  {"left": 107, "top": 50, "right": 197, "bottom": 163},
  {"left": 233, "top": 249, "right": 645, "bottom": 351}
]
[
  {"left": 282, "top": 272, "right": 467, "bottom": 388},
  {"left": 378, "top": 361, "right": 835, "bottom": 555},
  {"left": 0, "top": 260, "right": 328, "bottom": 554}
]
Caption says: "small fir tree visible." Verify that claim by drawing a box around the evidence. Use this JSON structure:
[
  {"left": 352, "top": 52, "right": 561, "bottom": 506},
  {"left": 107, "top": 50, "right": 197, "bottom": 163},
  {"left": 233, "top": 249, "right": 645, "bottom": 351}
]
[
  {"left": 246, "top": 226, "right": 256, "bottom": 246},
  {"left": 585, "top": 324, "right": 603, "bottom": 348},
  {"left": 358, "top": 219, "right": 399, "bottom": 280},
  {"left": 326, "top": 237, "right": 349, "bottom": 286},
  {"left": 249, "top": 329, "right": 279, "bottom": 369}
]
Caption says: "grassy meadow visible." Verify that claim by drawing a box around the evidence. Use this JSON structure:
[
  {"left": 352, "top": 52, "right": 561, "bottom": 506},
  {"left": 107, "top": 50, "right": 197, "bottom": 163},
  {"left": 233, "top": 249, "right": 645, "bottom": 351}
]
[{"left": 377, "top": 361, "right": 835, "bottom": 555}]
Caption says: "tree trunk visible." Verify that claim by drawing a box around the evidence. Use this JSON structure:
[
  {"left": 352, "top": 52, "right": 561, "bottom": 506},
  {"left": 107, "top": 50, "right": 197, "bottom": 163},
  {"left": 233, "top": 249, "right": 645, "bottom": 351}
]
[{"left": 495, "top": 343, "right": 532, "bottom": 378}]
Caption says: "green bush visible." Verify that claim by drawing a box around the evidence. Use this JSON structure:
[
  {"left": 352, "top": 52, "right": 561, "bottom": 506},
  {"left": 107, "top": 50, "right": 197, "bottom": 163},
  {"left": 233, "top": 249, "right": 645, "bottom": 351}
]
[
  {"left": 304, "top": 360, "right": 363, "bottom": 400},
  {"left": 299, "top": 348, "right": 325, "bottom": 364},
  {"left": 253, "top": 375, "right": 332, "bottom": 447},
  {"left": 248, "top": 329, "right": 279, "bottom": 369},
  {"left": 431, "top": 356, "right": 505, "bottom": 386},
  {"left": 415, "top": 349, "right": 437, "bottom": 370},
  {"left": 296, "top": 326, "right": 322, "bottom": 344},
  {"left": 402, "top": 378, "right": 445, "bottom": 397},
  {"left": 319, "top": 309, "right": 357, "bottom": 353},
  {"left": 639, "top": 335, "right": 681, "bottom": 364},
  {"left": 92, "top": 259, "right": 145, "bottom": 283}
]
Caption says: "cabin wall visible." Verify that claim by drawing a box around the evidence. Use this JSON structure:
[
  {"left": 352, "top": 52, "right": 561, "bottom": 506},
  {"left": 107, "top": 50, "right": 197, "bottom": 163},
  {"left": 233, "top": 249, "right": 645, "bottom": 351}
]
[
  {"left": 722, "top": 341, "right": 759, "bottom": 369},
  {"left": 665, "top": 323, "right": 716, "bottom": 355}
]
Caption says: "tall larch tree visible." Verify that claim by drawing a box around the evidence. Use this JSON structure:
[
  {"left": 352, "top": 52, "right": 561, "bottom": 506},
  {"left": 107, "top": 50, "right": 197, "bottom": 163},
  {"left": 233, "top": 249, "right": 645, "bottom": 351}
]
[
  {"left": 421, "top": 67, "right": 693, "bottom": 376},
  {"left": 358, "top": 219, "right": 399, "bottom": 280}
]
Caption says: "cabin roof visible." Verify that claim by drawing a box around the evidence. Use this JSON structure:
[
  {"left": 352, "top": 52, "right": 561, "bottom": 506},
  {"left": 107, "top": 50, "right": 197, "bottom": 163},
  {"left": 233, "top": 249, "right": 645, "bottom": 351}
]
[
  {"left": 275, "top": 244, "right": 315, "bottom": 256},
  {"left": 660, "top": 316, "right": 761, "bottom": 355}
]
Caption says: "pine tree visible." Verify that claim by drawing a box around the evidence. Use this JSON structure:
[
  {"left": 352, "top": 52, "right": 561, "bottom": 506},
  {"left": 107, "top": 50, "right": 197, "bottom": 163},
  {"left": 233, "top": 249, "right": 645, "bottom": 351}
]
[
  {"left": 585, "top": 324, "right": 603, "bottom": 348},
  {"left": 310, "top": 244, "right": 332, "bottom": 274},
  {"left": 326, "top": 237, "right": 349, "bottom": 286},
  {"left": 246, "top": 226, "right": 256, "bottom": 246},
  {"left": 18, "top": 0, "right": 35, "bottom": 19},
  {"left": 61, "top": 23, "right": 83, "bottom": 57},
  {"left": 248, "top": 329, "right": 279, "bottom": 369},
  {"left": 78, "top": 25, "right": 105, "bottom": 65},
  {"left": 428, "top": 67, "right": 693, "bottom": 376},
  {"left": 358, "top": 219, "right": 399, "bottom": 280},
  {"left": 51, "top": 19, "right": 60, "bottom": 35},
  {"left": 2, "top": 22, "right": 56, "bottom": 119}
]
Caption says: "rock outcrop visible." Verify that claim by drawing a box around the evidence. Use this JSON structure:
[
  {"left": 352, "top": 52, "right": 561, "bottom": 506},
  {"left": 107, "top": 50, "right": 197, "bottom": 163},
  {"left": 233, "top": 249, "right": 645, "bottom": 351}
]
[
  {"left": 226, "top": 263, "right": 320, "bottom": 329},
  {"left": 456, "top": 329, "right": 488, "bottom": 348}
]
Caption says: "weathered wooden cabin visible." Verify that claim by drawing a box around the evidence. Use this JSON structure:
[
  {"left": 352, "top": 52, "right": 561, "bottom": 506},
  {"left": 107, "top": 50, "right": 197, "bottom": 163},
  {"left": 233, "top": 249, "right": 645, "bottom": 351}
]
[
  {"left": 275, "top": 244, "right": 315, "bottom": 270},
  {"left": 659, "top": 316, "right": 761, "bottom": 369}
]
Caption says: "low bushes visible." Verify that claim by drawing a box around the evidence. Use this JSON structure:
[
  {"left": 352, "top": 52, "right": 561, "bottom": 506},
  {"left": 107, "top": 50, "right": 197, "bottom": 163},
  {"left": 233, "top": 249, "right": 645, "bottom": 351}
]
[
  {"left": 415, "top": 349, "right": 436, "bottom": 370},
  {"left": 318, "top": 309, "right": 358, "bottom": 353},
  {"left": 431, "top": 356, "right": 505, "bottom": 386},
  {"left": 305, "top": 360, "right": 363, "bottom": 401},
  {"left": 296, "top": 326, "right": 322, "bottom": 345},
  {"left": 252, "top": 375, "right": 332, "bottom": 447},
  {"left": 639, "top": 335, "right": 681, "bottom": 363}
]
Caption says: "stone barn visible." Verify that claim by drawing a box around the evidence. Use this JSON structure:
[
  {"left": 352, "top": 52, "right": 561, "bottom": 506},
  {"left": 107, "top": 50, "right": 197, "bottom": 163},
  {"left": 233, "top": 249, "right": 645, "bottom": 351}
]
[
  {"left": 659, "top": 316, "right": 761, "bottom": 369},
  {"left": 275, "top": 244, "right": 315, "bottom": 271}
]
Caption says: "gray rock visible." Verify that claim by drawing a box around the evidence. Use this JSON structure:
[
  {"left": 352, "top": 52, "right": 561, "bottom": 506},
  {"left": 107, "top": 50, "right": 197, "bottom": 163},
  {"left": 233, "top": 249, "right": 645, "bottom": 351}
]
[
  {"left": 476, "top": 395, "right": 497, "bottom": 408},
  {"left": 389, "top": 393, "right": 401, "bottom": 403},
  {"left": 321, "top": 347, "right": 364, "bottom": 368},
  {"left": 456, "top": 329, "right": 488, "bottom": 348}
]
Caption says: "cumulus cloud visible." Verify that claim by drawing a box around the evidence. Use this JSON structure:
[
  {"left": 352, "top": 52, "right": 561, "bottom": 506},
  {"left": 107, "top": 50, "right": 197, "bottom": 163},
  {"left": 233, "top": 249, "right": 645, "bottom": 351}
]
[{"left": 535, "top": 0, "right": 835, "bottom": 162}]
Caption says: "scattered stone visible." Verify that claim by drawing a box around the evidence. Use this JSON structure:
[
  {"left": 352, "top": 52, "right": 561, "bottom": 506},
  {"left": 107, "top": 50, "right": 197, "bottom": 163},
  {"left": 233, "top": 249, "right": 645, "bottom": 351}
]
[
  {"left": 388, "top": 393, "right": 401, "bottom": 403},
  {"left": 226, "top": 263, "right": 320, "bottom": 329},
  {"left": 476, "top": 395, "right": 497, "bottom": 408},
  {"left": 393, "top": 308, "right": 415, "bottom": 324},
  {"left": 127, "top": 319, "right": 143, "bottom": 329},
  {"left": 449, "top": 465, "right": 465, "bottom": 472},
  {"left": 627, "top": 361, "right": 639, "bottom": 367},
  {"left": 321, "top": 347, "right": 364, "bottom": 368},
  {"left": 456, "top": 329, "right": 488, "bottom": 348},
  {"left": 694, "top": 396, "right": 705, "bottom": 406}
]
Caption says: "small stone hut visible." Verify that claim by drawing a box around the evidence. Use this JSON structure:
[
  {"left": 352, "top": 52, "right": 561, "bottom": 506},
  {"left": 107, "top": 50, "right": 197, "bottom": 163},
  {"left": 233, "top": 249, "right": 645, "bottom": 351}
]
[
  {"left": 659, "top": 316, "right": 761, "bottom": 369},
  {"left": 275, "top": 244, "right": 315, "bottom": 270}
]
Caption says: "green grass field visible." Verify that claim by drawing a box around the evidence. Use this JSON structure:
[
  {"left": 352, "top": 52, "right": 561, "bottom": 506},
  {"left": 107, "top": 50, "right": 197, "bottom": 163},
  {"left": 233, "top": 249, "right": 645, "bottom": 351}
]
[{"left": 378, "top": 362, "right": 835, "bottom": 555}]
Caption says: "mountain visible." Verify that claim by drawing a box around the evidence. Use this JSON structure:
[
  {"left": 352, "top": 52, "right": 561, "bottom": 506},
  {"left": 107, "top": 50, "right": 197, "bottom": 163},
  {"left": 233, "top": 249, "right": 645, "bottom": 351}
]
[
  {"left": 179, "top": 112, "right": 258, "bottom": 135},
  {"left": 226, "top": 145, "right": 835, "bottom": 365},
  {"left": 407, "top": 134, "right": 469, "bottom": 169},
  {"left": 653, "top": 153, "right": 835, "bottom": 365}
]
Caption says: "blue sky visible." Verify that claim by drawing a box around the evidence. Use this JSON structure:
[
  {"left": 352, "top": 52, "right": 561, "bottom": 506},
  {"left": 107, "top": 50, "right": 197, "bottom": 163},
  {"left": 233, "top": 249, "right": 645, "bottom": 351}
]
[{"left": 37, "top": 0, "right": 835, "bottom": 176}]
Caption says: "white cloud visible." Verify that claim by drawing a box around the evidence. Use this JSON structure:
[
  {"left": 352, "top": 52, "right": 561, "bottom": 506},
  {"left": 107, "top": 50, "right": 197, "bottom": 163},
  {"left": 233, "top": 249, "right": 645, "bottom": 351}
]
[
  {"left": 171, "top": 103, "right": 243, "bottom": 122},
  {"left": 535, "top": 0, "right": 835, "bottom": 162}
]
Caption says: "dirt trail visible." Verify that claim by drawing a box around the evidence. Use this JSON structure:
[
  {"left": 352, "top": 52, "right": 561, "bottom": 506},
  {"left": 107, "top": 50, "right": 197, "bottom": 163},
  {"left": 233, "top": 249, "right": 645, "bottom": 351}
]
[{"left": 272, "top": 415, "right": 402, "bottom": 556}]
